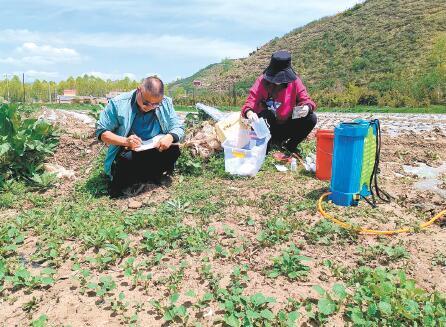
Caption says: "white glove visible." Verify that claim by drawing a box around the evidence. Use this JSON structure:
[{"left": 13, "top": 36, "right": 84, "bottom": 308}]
[
  {"left": 246, "top": 110, "right": 259, "bottom": 122},
  {"left": 292, "top": 105, "right": 310, "bottom": 119}
]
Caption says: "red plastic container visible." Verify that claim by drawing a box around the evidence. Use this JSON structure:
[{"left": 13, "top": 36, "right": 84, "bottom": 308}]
[{"left": 316, "top": 129, "right": 334, "bottom": 180}]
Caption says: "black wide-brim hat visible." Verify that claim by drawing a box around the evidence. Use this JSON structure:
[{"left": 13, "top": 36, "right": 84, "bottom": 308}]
[{"left": 263, "top": 50, "right": 297, "bottom": 84}]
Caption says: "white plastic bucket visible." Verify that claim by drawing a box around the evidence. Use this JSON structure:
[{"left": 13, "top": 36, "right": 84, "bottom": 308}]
[{"left": 222, "top": 131, "right": 271, "bottom": 176}]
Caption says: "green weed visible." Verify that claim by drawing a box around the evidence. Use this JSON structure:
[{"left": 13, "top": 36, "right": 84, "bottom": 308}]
[
  {"left": 150, "top": 292, "right": 190, "bottom": 324},
  {"left": 142, "top": 225, "right": 214, "bottom": 256},
  {"left": 267, "top": 243, "right": 312, "bottom": 281},
  {"left": 304, "top": 220, "right": 358, "bottom": 245},
  {"left": 257, "top": 218, "right": 292, "bottom": 247},
  {"left": 432, "top": 252, "right": 446, "bottom": 267},
  {"left": 356, "top": 243, "right": 410, "bottom": 264},
  {"left": 86, "top": 275, "right": 117, "bottom": 301},
  {"left": 346, "top": 267, "right": 446, "bottom": 325}
]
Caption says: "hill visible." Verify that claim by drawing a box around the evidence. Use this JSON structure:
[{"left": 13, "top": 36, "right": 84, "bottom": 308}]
[{"left": 170, "top": 0, "right": 446, "bottom": 107}]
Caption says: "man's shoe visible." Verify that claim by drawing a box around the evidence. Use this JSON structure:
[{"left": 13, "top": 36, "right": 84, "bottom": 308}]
[
  {"left": 109, "top": 187, "right": 123, "bottom": 199},
  {"left": 159, "top": 174, "right": 173, "bottom": 186},
  {"left": 122, "top": 183, "right": 145, "bottom": 197}
]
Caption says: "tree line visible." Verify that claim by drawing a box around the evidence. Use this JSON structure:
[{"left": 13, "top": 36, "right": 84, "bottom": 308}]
[{"left": 0, "top": 75, "right": 140, "bottom": 103}]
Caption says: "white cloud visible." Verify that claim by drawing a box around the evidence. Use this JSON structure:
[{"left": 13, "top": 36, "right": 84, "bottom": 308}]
[
  {"left": 37, "top": 0, "right": 363, "bottom": 21},
  {"left": 0, "top": 29, "right": 42, "bottom": 44},
  {"left": 0, "top": 57, "right": 20, "bottom": 64},
  {"left": 0, "top": 42, "right": 82, "bottom": 66},
  {"left": 33, "top": 0, "right": 364, "bottom": 30},
  {"left": 0, "top": 1, "right": 363, "bottom": 62},
  {"left": 84, "top": 71, "right": 137, "bottom": 81},
  {"left": 11, "top": 70, "right": 60, "bottom": 81},
  {"left": 178, "top": 0, "right": 364, "bottom": 28},
  {"left": 0, "top": 30, "right": 252, "bottom": 60},
  {"left": 18, "top": 42, "right": 80, "bottom": 60}
]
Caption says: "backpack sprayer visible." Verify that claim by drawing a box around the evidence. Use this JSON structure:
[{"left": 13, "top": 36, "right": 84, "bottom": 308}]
[
  {"left": 329, "top": 119, "right": 391, "bottom": 207},
  {"left": 317, "top": 119, "right": 446, "bottom": 235}
]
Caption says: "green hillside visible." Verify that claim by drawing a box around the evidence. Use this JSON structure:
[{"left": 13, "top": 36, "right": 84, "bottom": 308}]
[{"left": 170, "top": 0, "right": 446, "bottom": 107}]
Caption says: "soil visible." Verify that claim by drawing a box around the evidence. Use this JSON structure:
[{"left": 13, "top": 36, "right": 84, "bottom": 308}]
[
  {"left": 37, "top": 109, "right": 103, "bottom": 196},
  {"left": 2, "top": 111, "right": 446, "bottom": 326}
]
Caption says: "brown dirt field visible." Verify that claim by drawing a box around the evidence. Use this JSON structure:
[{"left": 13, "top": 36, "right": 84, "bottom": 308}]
[{"left": 1, "top": 112, "right": 446, "bottom": 326}]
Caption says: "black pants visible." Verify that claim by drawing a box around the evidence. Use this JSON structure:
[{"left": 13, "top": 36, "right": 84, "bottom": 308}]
[
  {"left": 110, "top": 146, "right": 180, "bottom": 195},
  {"left": 258, "top": 110, "right": 317, "bottom": 152}
]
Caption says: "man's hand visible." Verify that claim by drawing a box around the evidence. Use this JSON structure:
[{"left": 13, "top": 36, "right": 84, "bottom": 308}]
[
  {"left": 292, "top": 105, "right": 310, "bottom": 119},
  {"left": 126, "top": 134, "right": 142, "bottom": 150},
  {"left": 246, "top": 110, "right": 259, "bottom": 122},
  {"left": 155, "top": 134, "right": 174, "bottom": 152}
]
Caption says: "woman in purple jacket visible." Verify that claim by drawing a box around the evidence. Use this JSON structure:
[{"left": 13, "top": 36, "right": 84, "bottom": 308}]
[{"left": 241, "top": 50, "right": 317, "bottom": 153}]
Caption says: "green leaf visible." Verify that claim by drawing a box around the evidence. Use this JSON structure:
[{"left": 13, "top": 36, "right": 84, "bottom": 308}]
[
  {"left": 163, "top": 309, "right": 175, "bottom": 321},
  {"left": 288, "top": 310, "right": 300, "bottom": 322},
  {"left": 41, "top": 267, "right": 56, "bottom": 275},
  {"left": 202, "top": 292, "right": 213, "bottom": 302},
  {"left": 318, "top": 298, "right": 336, "bottom": 315},
  {"left": 367, "top": 302, "right": 377, "bottom": 316},
  {"left": 332, "top": 283, "right": 347, "bottom": 300},
  {"left": 277, "top": 310, "right": 287, "bottom": 322},
  {"left": 296, "top": 255, "right": 312, "bottom": 262},
  {"left": 176, "top": 305, "right": 187, "bottom": 317},
  {"left": 170, "top": 292, "right": 180, "bottom": 304},
  {"left": 97, "top": 288, "right": 106, "bottom": 297},
  {"left": 40, "top": 277, "right": 54, "bottom": 285},
  {"left": 268, "top": 271, "right": 280, "bottom": 278},
  {"left": 185, "top": 289, "right": 196, "bottom": 297},
  {"left": 350, "top": 308, "right": 366, "bottom": 324},
  {"left": 246, "top": 309, "right": 260, "bottom": 320},
  {"left": 31, "top": 314, "right": 48, "bottom": 327},
  {"left": 251, "top": 293, "right": 267, "bottom": 306},
  {"left": 224, "top": 314, "right": 240, "bottom": 327},
  {"left": 313, "top": 285, "right": 326, "bottom": 296},
  {"left": 260, "top": 309, "right": 274, "bottom": 320},
  {"left": 224, "top": 300, "right": 234, "bottom": 311},
  {"left": 378, "top": 301, "right": 392, "bottom": 315},
  {"left": 288, "top": 272, "right": 298, "bottom": 279},
  {"left": 0, "top": 143, "right": 10, "bottom": 156}
]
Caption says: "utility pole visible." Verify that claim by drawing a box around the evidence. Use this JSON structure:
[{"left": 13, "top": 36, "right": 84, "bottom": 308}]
[
  {"left": 4, "top": 74, "right": 10, "bottom": 103},
  {"left": 232, "top": 82, "right": 236, "bottom": 107},
  {"left": 22, "top": 73, "right": 25, "bottom": 103},
  {"left": 228, "top": 84, "right": 231, "bottom": 107},
  {"left": 48, "top": 83, "right": 51, "bottom": 103}
]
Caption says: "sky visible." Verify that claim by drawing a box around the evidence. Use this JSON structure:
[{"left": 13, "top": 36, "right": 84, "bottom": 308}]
[{"left": 0, "top": 0, "right": 362, "bottom": 83}]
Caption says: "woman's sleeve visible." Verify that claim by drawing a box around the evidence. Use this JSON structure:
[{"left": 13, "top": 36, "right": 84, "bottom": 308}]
[
  {"left": 295, "top": 78, "right": 317, "bottom": 111},
  {"left": 241, "top": 75, "right": 264, "bottom": 117}
]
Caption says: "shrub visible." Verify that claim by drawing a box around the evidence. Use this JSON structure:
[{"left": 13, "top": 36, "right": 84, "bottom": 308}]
[
  {"left": 377, "top": 90, "right": 421, "bottom": 108},
  {"left": 0, "top": 104, "right": 59, "bottom": 184}
]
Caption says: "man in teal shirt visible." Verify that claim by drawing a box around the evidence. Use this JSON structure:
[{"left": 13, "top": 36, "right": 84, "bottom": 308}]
[{"left": 96, "top": 76, "right": 184, "bottom": 197}]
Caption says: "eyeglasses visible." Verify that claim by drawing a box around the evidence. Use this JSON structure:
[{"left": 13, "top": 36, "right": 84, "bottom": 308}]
[{"left": 138, "top": 89, "right": 161, "bottom": 108}]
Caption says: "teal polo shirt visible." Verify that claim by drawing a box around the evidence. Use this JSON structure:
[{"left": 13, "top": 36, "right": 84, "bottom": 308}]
[{"left": 129, "top": 93, "right": 161, "bottom": 141}]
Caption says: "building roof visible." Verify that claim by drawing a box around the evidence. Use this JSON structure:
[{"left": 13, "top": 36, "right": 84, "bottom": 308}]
[{"left": 63, "top": 89, "right": 77, "bottom": 96}]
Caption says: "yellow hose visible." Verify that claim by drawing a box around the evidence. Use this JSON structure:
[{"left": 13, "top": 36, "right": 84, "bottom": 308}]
[{"left": 317, "top": 192, "right": 446, "bottom": 235}]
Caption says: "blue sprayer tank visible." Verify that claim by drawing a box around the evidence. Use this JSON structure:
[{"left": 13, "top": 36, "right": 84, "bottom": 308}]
[{"left": 329, "top": 120, "right": 378, "bottom": 206}]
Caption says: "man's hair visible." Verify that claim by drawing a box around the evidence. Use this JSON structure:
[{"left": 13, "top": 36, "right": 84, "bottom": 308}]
[{"left": 142, "top": 76, "right": 164, "bottom": 97}]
